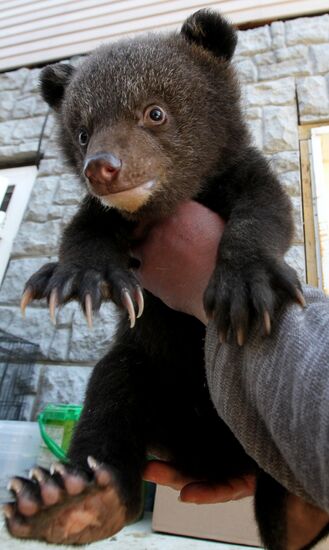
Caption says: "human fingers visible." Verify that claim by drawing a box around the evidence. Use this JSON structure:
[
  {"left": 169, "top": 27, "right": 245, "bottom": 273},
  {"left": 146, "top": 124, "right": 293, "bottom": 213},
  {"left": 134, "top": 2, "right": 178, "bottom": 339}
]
[
  {"left": 143, "top": 461, "right": 197, "bottom": 491},
  {"left": 180, "top": 475, "right": 256, "bottom": 504}
]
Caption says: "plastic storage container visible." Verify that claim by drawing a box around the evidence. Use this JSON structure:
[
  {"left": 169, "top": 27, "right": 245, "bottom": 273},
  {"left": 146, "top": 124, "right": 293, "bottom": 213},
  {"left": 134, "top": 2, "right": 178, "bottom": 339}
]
[{"left": 0, "top": 420, "right": 41, "bottom": 504}]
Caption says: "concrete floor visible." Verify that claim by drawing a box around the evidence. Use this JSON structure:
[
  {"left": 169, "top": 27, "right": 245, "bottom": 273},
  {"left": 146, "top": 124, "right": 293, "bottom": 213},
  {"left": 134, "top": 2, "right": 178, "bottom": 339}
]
[{"left": 0, "top": 513, "right": 251, "bottom": 550}]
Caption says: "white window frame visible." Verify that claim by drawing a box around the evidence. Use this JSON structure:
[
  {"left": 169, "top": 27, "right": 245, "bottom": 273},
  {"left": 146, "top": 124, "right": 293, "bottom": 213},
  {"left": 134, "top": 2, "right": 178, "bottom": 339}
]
[{"left": 0, "top": 166, "right": 37, "bottom": 286}]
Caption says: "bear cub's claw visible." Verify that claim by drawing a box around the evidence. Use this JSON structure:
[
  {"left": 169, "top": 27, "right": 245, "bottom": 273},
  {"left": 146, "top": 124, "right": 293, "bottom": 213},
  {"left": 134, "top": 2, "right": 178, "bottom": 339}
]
[
  {"left": 204, "top": 258, "right": 303, "bottom": 345},
  {"left": 4, "top": 460, "right": 128, "bottom": 545},
  {"left": 20, "top": 261, "right": 144, "bottom": 329}
]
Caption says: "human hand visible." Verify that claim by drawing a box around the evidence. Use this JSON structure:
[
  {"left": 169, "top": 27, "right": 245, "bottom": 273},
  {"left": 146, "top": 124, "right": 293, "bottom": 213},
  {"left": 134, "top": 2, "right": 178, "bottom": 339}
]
[
  {"left": 133, "top": 201, "right": 225, "bottom": 324},
  {"left": 143, "top": 460, "right": 256, "bottom": 504}
]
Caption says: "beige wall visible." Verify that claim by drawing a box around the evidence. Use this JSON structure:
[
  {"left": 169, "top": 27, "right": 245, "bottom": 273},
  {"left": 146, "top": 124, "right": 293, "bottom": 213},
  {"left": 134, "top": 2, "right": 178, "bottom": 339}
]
[{"left": 1, "top": 0, "right": 329, "bottom": 71}]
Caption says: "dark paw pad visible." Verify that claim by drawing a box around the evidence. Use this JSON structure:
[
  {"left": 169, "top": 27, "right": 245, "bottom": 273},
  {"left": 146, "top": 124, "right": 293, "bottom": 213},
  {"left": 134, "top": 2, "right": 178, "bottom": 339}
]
[{"left": 4, "top": 459, "right": 129, "bottom": 545}]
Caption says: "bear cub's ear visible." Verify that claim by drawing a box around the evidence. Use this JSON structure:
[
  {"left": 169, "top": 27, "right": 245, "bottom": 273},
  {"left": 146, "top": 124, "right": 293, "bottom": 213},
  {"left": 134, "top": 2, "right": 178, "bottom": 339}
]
[
  {"left": 40, "top": 63, "right": 75, "bottom": 110},
  {"left": 181, "top": 9, "right": 237, "bottom": 61}
]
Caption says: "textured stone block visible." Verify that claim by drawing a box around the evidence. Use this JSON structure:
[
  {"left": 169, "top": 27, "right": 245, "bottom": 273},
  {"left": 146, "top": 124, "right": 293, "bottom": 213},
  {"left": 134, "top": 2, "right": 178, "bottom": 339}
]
[
  {"left": 263, "top": 106, "right": 298, "bottom": 153},
  {"left": 53, "top": 174, "right": 82, "bottom": 205},
  {"left": 0, "top": 120, "right": 17, "bottom": 145},
  {"left": 48, "top": 203, "right": 79, "bottom": 224},
  {"left": 0, "top": 68, "right": 29, "bottom": 91},
  {"left": 12, "top": 219, "right": 63, "bottom": 256},
  {"left": 271, "top": 21, "right": 286, "bottom": 49},
  {"left": 48, "top": 328, "right": 72, "bottom": 362},
  {"left": 244, "top": 78, "right": 295, "bottom": 107},
  {"left": 235, "top": 59, "right": 257, "bottom": 83},
  {"left": 244, "top": 107, "right": 262, "bottom": 120},
  {"left": 247, "top": 118, "right": 263, "bottom": 149},
  {"left": 310, "top": 44, "right": 329, "bottom": 74},
  {"left": 269, "top": 151, "right": 300, "bottom": 174},
  {"left": 14, "top": 95, "right": 48, "bottom": 119},
  {"left": 253, "top": 51, "right": 276, "bottom": 66},
  {"left": 0, "top": 256, "right": 55, "bottom": 305},
  {"left": 38, "top": 158, "right": 72, "bottom": 177},
  {"left": 33, "top": 364, "right": 93, "bottom": 418},
  {"left": 235, "top": 26, "right": 271, "bottom": 56},
  {"left": 55, "top": 302, "right": 77, "bottom": 327},
  {"left": 275, "top": 44, "right": 308, "bottom": 63},
  {"left": 278, "top": 170, "right": 301, "bottom": 197},
  {"left": 0, "top": 141, "right": 39, "bottom": 164},
  {"left": 0, "top": 306, "right": 56, "bottom": 358},
  {"left": 22, "top": 68, "right": 42, "bottom": 94},
  {"left": 286, "top": 15, "right": 329, "bottom": 46},
  {"left": 297, "top": 76, "right": 329, "bottom": 122},
  {"left": 25, "top": 176, "right": 60, "bottom": 222},
  {"left": 258, "top": 57, "right": 311, "bottom": 81},
  {"left": 0, "top": 91, "right": 19, "bottom": 122},
  {"left": 12, "top": 116, "right": 48, "bottom": 141},
  {"left": 285, "top": 245, "right": 306, "bottom": 282},
  {"left": 69, "top": 304, "right": 118, "bottom": 362}
]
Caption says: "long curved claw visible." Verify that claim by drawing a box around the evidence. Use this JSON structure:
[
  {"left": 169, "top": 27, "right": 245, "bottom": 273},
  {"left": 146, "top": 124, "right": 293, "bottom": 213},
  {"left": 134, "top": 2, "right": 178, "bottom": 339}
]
[
  {"left": 136, "top": 287, "right": 144, "bottom": 319},
  {"left": 20, "top": 287, "right": 34, "bottom": 318},
  {"left": 84, "top": 293, "right": 93, "bottom": 329},
  {"left": 263, "top": 310, "right": 271, "bottom": 335},
  {"left": 3, "top": 503, "right": 14, "bottom": 520},
  {"left": 296, "top": 289, "right": 306, "bottom": 308},
  {"left": 122, "top": 290, "right": 136, "bottom": 328},
  {"left": 49, "top": 289, "right": 58, "bottom": 325},
  {"left": 219, "top": 331, "right": 227, "bottom": 344},
  {"left": 236, "top": 327, "right": 245, "bottom": 347}
]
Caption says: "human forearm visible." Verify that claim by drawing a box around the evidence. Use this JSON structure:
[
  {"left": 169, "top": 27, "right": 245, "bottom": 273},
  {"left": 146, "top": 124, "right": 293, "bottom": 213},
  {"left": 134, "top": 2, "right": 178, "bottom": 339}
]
[{"left": 205, "top": 285, "right": 329, "bottom": 511}]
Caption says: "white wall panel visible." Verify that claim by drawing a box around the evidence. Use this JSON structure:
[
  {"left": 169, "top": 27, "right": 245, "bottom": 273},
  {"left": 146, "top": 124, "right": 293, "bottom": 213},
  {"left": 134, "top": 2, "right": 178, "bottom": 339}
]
[{"left": 0, "top": 0, "right": 328, "bottom": 71}]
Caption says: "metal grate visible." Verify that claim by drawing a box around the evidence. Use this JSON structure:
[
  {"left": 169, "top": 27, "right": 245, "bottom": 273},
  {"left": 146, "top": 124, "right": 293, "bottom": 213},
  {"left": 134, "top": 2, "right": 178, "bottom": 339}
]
[{"left": 0, "top": 330, "right": 39, "bottom": 420}]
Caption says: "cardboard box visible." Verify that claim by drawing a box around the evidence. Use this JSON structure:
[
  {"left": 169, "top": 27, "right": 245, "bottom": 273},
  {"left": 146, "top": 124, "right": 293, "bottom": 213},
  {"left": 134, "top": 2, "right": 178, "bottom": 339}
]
[
  {"left": 153, "top": 485, "right": 260, "bottom": 546},
  {"left": 153, "top": 485, "right": 329, "bottom": 549}
]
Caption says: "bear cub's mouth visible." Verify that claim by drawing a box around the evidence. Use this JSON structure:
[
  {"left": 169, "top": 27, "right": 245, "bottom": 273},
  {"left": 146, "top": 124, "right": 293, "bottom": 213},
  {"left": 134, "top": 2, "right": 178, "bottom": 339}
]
[{"left": 92, "top": 179, "right": 158, "bottom": 213}]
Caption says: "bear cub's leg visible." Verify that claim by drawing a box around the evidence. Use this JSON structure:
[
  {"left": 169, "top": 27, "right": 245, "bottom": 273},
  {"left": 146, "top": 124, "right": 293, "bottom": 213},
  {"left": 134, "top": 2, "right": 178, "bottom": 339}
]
[{"left": 5, "top": 344, "right": 147, "bottom": 544}]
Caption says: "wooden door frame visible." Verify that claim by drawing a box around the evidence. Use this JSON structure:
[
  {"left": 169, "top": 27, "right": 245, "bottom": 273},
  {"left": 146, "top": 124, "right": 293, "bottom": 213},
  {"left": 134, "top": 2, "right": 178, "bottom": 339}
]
[{"left": 299, "top": 121, "right": 329, "bottom": 287}]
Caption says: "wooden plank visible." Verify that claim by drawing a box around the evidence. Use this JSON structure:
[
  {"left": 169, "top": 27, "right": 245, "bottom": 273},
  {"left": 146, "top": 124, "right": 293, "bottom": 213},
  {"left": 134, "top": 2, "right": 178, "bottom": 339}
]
[
  {"left": 0, "top": 0, "right": 329, "bottom": 70},
  {"left": 0, "top": 0, "right": 252, "bottom": 31},
  {"left": 1, "top": 0, "right": 171, "bottom": 37},
  {"left": 1, "top": 0, "right": 328, "bottom": 58},
  {"left": 1, "top": 0, "right": 304, "bottom": 42},
  {"left": 300, "top": 139, "right": 318, "bottom": 286},
  {"left": 1, "top": 0, "right": 164, "bottom": 25},
  {"left": 1, "top": 0, "right": 328, "bottom": 30},
  {"left": 2, "top": 0, "right": 72, "bottom": 21},
  {"left": 299, "top": 121, "right": 329, "bottom": 140},
  {"left": 0, "top": 0, "right": 217, "bottom": 46}
]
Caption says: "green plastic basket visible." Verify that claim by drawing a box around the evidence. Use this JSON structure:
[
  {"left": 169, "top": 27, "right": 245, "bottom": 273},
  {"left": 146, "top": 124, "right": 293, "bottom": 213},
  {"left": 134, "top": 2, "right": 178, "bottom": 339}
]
[{"left": 38, "top": 404, "right": 82, "bottom": 462}]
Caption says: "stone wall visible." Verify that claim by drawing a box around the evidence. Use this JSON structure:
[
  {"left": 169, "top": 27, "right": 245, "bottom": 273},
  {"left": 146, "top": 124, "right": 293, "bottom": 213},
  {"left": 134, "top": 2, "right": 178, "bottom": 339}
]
[{"left": 0, "top": 13, "right": 328, "bottom": 418}]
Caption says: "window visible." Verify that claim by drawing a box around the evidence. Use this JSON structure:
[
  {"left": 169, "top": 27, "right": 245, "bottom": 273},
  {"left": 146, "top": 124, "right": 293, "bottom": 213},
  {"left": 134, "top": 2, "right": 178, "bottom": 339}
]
[
  {"left": 0, "top": 166, "right": 37, "bottom": 286},
  {"left": 300, "top": 124, "right": 329, "bottom": 295}
]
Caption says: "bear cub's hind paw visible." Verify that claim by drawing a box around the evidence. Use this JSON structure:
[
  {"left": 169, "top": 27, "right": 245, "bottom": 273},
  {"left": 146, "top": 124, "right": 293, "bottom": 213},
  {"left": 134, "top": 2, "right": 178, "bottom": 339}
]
[{"left": 4, "top": 459, "right": 129, "bottom": 545}]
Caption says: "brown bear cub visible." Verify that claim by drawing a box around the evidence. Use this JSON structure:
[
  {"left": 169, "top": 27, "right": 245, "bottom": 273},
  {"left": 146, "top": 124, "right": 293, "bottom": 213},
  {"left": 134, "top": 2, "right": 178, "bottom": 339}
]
[{"left": 5, "top": 9, "right": 327, "bottom": 550}]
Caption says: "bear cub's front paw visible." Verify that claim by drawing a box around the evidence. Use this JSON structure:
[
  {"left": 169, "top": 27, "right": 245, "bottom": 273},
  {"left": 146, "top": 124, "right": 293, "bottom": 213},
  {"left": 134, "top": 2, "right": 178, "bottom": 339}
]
[
  {"left": 204, "top": 258, "right": 305, "bottom": 345},
  {"left": 4, "top": 459, "right": 135, "bottom": 545},
  {"left": 21, "top": 261, "right": 144, "bottom": 328}
]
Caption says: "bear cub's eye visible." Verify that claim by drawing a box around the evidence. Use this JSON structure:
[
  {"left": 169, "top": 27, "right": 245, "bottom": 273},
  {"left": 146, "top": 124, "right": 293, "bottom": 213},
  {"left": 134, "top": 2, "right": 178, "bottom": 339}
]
[
  {"left": 78, "top": 128, "right": 89, "bottom": 146},
  {"left": 144, "top": 105, "right": 167, "bottom": 126}
]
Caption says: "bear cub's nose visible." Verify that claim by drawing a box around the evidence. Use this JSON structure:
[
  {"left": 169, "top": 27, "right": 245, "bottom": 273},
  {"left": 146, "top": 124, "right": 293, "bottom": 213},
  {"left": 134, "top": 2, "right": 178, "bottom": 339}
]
[{"left": 84, "top": 153, "right": 122, "bottom": 192}]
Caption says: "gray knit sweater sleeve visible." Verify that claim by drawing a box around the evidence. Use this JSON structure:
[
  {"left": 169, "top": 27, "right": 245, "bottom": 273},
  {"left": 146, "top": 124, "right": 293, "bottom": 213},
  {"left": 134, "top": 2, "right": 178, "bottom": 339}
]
[{"left": 205, "top": 285, "right": 329, "bottom": 511}]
